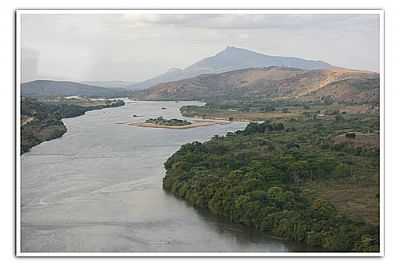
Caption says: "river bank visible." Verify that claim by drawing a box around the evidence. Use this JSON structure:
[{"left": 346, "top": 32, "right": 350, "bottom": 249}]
[
  {"left": 20, "top": 100, "right": 315, "bottom": 252},
  {"left": 20, "top": 97, "right": 124, "bottom": 153},
  {"left": 163, "top": 116, "right": 380, "bottom": 252}
]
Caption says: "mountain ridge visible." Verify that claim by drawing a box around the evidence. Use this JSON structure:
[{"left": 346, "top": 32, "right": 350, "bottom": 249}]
[
  {"left": 21, "top": 80, "right": 131, "bottom": 98},
  {"left": 132, "top": 66, "right": 379, "bottom": 104},
  {"left": 128, "top": 46, "right": 332, "bottom": 90}
]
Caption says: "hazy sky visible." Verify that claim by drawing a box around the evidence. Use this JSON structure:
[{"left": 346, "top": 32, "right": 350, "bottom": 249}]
[{"left": 20, "top": 13, "right": 380, "bottom": 82}]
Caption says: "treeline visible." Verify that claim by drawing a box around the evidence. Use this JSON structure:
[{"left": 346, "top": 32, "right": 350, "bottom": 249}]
[
  {"left": 163, "top": 120, "right": 379, "bottom": 252},
  {"left": 179, "top": 98, "right": 362, "bottom": 118},
  {"left": 20, "top": 98, "right": 124, "bottom": 153},
  {"left": 21, "top": 98, "right": 124, "bottom": 119}
]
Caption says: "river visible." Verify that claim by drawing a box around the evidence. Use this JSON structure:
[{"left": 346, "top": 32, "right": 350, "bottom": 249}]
[{"left": 21, "top": 100, "right": 310, "bottom": 253}]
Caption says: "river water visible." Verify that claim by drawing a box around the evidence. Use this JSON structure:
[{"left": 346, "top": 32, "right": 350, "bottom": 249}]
[{"left": 21, "top": 100, "right": 309, "bottom": 253}]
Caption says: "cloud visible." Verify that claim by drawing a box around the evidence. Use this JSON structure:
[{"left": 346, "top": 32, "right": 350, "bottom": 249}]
[
  {"left": 120, "top": 14, "right": 378, "bottom": 31},
  {"left": 21, "top": 47, "right": 39, "bottom": 82},
  {"left": 20, "top": 13, "right": 380, "bottom": 81}
]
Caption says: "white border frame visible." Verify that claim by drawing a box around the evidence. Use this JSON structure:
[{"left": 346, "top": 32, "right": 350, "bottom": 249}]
[{"left": 15, "top": 9, "right": 385, "bottom": 257}]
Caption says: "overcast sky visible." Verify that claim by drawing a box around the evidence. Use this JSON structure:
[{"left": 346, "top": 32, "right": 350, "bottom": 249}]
[{"left": 20, "top": 13, "right": 380, "bottom": 83}]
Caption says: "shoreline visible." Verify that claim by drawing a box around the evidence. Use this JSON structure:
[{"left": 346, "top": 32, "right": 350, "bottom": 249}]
[
  {"left": 21, "top": 98, "right": 125, "bottom": 154},
  {"left": 190, "top": 115, "right": 253, "bottom": 123},
  {"left": 124, "top": 119, "right": 231, "bottom": 129}
]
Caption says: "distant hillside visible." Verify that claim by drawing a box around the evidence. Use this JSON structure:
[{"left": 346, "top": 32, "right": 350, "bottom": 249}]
[
  {"left": 133, "top": 66, "right": 379, "bottom": 104},
  {"left": 21, "top": 80, "right": 131, "bottom": 98},
  {"left": 129, "top": 46, "right": 332, "bottom": 90},
  {"left": 302, "top": 78, "right": 380, "bottom": 104}
]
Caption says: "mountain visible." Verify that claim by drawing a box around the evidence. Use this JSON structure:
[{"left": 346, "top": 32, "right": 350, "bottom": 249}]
[
  {"left": 185, "top": 46, "right": 331, "bottom": 73},
  {"left": 132, "top": 66, "right": 379, "bottom": 104},
  {"left": 129, "top": 46, "right": 332, "bottom": 90},
  {"left": 21, "top": 80, "right": 131, "bottom": 98}
]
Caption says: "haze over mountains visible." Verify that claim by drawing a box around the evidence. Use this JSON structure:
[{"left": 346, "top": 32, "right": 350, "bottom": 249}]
[
  {"left": 21, "top": 46, "right": 379, "bottom": 104},
  {"left": 21, "top": 80, "right": 131, "bottom": 98},
  {"left": 128, "top": 46, "right": 332, "bottom": 90}
]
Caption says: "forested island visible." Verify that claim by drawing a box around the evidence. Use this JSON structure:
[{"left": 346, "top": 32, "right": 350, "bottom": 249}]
[
  {"left": 20, "top": 97, "right": 124, "bottom": 153},
  {"left": 145, "top": 116, "right": 192, "bottom": 126},
  {"left": 163, "top": 111, "right": 380, "bottom": 252}
]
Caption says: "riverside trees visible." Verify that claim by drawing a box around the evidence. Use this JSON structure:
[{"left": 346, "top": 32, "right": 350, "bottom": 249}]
[{"left": 163, "top": 116, "right": 380, "bottom": 252}]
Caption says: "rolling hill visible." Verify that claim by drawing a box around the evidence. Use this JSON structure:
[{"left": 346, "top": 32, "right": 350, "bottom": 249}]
[
  {"left": 129, "top": 46, "right": 332, "bottom": 90},
  {"left": 21, "top": 80, "right": 131, "bottom": 98},
  {"left": 132, "top": 66, "right": 379, "bottom": 104}
]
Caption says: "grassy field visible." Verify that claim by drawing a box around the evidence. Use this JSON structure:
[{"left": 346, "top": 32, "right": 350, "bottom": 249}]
[
  {"left": 181, "top": 102, "right": 376, "bottom": 122},
  {"left": 304, "top": 178, "right": 379, "bottom": 225}
]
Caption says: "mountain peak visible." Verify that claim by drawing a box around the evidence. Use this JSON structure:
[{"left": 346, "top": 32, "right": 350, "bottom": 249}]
[
  {"left": 218, "top": 46, "right": 248, "bottom": 55},
  {"left": 224, "top": 46, "right": 239, "bottom": 51},
  {"left": 130, "top": 47, "right": 332, "bottom": 90}
]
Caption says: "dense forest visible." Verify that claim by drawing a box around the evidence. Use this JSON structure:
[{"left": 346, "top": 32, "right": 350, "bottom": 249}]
[
  {"left": 163, "top": 113, "right": 380, "bottom": 252},
  {"left": 20, "top": 97, "right": 124, "bottom": 153}
]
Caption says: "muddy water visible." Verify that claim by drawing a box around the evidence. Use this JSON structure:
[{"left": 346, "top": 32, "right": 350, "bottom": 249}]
[{"left": 21, "top": 100, "right": 310, "bottom": 253}]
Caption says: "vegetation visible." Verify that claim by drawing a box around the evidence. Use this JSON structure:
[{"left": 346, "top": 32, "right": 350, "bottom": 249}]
[
  {"left": 20, "top": 97, "right": 124, "bottom": 153},
  {"left": 145, "top": 116, "right": 192, "bottom": 126},
  {"left": 163, "top": 113, "right": 380, "bottom": 252},
  {"left": 180, "top": 99, "right": 376, "bottom": 122}
]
